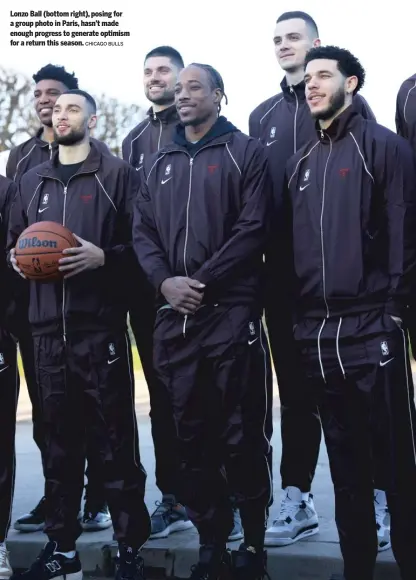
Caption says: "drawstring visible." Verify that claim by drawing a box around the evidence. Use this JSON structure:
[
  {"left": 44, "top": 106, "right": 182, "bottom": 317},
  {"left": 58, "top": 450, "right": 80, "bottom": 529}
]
[
  {"left": 183, "top": 314, "right": 188, "bottom": 338},
  {"left": 317, "top": 319, "right": 327, "bottom": 383},
  {"left": 336, "top": 317, "right": 346, "bottom": 379}
]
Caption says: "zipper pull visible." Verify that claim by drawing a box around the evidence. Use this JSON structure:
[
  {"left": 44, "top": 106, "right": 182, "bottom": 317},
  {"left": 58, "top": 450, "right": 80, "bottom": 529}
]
[
  {"left": 190, "top": 158, "right": 194, "bottom": 166},
  {"left": 290, "top": 86, "right": 293, "bottom": 92},
  {"left": 63, "top": 186, "right": 67, "bottom": 195},
  {"left": 320, "top": 129, "right": 324, "bottom": 139},
  {"left": 154, "top": 112, "right": 157, "bottom": 120},
  {"left": 49, "top": 143, "right": 52, "bottom": 159}
]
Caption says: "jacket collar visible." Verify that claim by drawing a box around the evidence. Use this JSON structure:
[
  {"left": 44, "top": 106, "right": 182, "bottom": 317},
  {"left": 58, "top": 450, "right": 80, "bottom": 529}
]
[
  {"left": 147, "top": 104, "right": 179, "bottom": 125},
  {"left": 36, "top": 140, "right": 102, "bottom": 178},
  {"left": 280, "top": 77, "right": 307, "bottom": 102},
  {"left": 316, "top": 105, "right": 361, "bottom": 142},
  {"left": 34, "top": 127, "right": 55, "bottom": 149}
]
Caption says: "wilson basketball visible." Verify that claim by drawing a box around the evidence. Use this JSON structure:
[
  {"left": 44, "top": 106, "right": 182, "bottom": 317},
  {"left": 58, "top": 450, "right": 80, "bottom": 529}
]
[{"left": 15, "top": 221, "right": 77, "bottom": 282}]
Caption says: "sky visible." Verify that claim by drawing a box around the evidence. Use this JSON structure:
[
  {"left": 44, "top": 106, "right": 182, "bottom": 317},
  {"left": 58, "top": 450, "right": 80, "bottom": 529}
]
[{"left": 1, "top": 0, "right": 416, "bottom": 135}]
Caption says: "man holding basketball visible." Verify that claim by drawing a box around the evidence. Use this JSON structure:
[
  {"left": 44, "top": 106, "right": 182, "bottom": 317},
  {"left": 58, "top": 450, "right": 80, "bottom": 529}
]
[
  {"left": 8, "top": 89, "right": 150, "bottom": 580},
  {"left": 0, "top": 174, "right": 18, "bottom": 579},
  {"left": 8, "top": 63, "right": 111, "bottom": 534}
]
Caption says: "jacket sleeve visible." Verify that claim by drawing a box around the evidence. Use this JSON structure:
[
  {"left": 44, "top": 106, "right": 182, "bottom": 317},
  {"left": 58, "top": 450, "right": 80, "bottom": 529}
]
[
  {"left": 248, "top": 109, "right": 259, "bottom": 139},
  {"left": 133, "top": 174, "right": 173, "bottom": 291},
  {"left": 102, "top": 165, "right": 137, "bottom": 271},
  {"left": 121, "top": 133, "right": 131, "bottom": 164},
  {"left": 6, "top": 147, "right": 19, "bottom": 181},
  {"left": 6, "top": 180, "right": 28, "bottom": 254},
  {"left": 381, "top": 135, "right": 416, "bottom": 317},
  {"left": 192, "top": 142, "right": 271, "bottom": 288},
  {"left": 353, "top": 95, "right": 376, "bottom": 121}
]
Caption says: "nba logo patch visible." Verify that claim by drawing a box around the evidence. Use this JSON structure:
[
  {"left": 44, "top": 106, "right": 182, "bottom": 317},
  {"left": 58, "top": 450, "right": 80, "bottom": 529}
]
[
  {"left": 108, "top": 343, "right": 116, "bottom": 356},
  {"left": 380, "top": 341, "right": 389, "bottom": 356},
  {"left": 139, "top": 153, "right": 144, "bottom": 165},
  {"left": 42, "top": 194, "right": 49, "bottom": 205},
  {"left": 270, "top": 127, "right": 276, "bottom": 139},
  {"left": 0, "top": 353, "right": 4, "bottom": 365},
  {"left": 248, "top": 321, "right": 256, "bottom": 336},
  {"left": 165, "top": 164, "right": 171, "bottom": 176},
  {"left": 304, "top": 169, "right": 310, "bottom": 182}
]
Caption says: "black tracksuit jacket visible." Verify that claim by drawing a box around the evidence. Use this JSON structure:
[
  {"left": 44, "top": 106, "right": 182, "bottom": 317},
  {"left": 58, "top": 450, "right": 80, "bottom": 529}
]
[{"left": 285, "top": 106, "right": 416, "bottom": 321}]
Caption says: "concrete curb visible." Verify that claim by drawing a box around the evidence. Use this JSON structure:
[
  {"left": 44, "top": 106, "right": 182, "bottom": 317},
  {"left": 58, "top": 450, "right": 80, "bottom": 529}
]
[{"left": 7, "top": 528, "right": 401, "bottom": 579}]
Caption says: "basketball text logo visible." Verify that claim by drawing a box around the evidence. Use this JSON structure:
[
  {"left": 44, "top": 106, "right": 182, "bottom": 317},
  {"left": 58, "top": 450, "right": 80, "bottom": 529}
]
[{"left": 18, "top": 236, "right": 57, "bottom": 249}]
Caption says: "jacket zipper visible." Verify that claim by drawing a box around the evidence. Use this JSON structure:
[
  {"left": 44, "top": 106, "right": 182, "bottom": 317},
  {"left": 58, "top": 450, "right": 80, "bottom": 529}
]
[
  {"left": 291, "top": 87, "right": 299, "bottom": 153},
  {"left": 166, "top": 143, "right": 227, "bottom": 337},
  {"left": 157, "top": 116, "right": 163, "bottom": 150},
  {"left": 320, "top": 130, "right": 332, "bottom": 319},
  {"left": 49, "top": 143, "right": 53, "bottom": 159}
]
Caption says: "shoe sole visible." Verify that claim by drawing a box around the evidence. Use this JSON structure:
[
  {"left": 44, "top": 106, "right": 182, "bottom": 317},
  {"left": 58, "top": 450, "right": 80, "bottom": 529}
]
[
  {"left": 378, "top": 541, "right": 391, "bottom": 552},
  {"left": 149, "top": 519, "right": 194, "bottom": 539},
  {"left": 13, "top": 523, "right": 44, "bottom": 532},
  {"left": 264, "top": 525, "right": 319, "bottom": 547},
  {"left": 81, "top": 520, "right": 113, "bottom": 532},
  {"left": 227, "top": 531, "right": 244, "bottom": 542}
]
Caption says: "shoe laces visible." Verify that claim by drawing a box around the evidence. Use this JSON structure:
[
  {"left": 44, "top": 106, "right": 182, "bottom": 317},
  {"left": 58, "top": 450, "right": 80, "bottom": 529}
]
[
  {"left": 274, "top": 497, "right": 303, "bottom": 524},
  {"left": 151, "top": 500, "right": 174, "bottom": 517},
  {"left": 0, "top": 545, "right": 9, "bottom": 566}
]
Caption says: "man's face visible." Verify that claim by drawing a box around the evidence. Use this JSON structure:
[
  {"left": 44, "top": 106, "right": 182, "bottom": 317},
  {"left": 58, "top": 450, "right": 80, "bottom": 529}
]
[
  {"left": 175, "top": 66, "right": 220, "bottom": 127},
  {"left": 143, "top": 56, "right": 179, "bottom": 106},
  {"left": 34, "top": 80, "right": 68, "bottom": 127},
  {"left": 305, "top": 59, "right": 354, "bottom": 120},
  {"left": 273, "top": 18, "right": 319, "bottom": 73},
  {"left": 52, "top": 93, "right": 96, "bottom": 145}
]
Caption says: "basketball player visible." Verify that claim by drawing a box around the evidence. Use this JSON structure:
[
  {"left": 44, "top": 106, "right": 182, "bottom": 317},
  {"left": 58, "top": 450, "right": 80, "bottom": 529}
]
[
  {"left": 7, "top": 64, "right": 111, "bottom": 534},
  {"left": 134, "top": 63, "right": 273, "bottom": 580},
  {"left": 0, "top": 174, "right": 18, "bottom": 579},
  {"left": 249, "top": 11, "right": 390, "bottom": 551},
  {"left": 8, "top": 89, "right": 150, "bottom": 580}
]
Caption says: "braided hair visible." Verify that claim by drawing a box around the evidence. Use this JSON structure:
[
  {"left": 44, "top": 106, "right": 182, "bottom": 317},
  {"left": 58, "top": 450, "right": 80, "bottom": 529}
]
[{"left": 189, "top": 63, "right": 228, "bottom": 116}]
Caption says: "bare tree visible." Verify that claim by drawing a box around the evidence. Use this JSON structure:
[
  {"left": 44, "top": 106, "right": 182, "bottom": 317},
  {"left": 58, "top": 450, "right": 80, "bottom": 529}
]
[
  {"left": 0, "top": 67, "right": 144, "bottom": 155},
  {"left": 0, "top": 67, "right": 39, "bottom": 151},
  {"left": 94, "top": 94, "right": 144, "bottom": 156}
]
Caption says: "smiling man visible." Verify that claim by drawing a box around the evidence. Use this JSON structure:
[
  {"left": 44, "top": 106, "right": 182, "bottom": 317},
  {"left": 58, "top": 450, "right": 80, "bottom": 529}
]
[
  {"left": 6, "top": 63, "right": 112, "bottom": 536},
  {"left": 248, "top": 11, "right": 389, "bottom": 551},
  {"left": 7, "top": 89, "right": 150, "bottom": 580},
  {"left": 133, "top": 63, "right": 273, "bottom": 580},
  {"left": 286, "top": 45, "right": 416, "bottom": 580}
]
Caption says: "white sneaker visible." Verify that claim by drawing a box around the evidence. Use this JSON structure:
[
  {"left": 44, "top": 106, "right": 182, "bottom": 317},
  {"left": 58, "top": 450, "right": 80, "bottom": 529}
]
[
  {"left": 0, "top": 544, "right": 12, "bottom": 579},
  {"left": 264, "top": 486, "right": 319, "bottom": 546},
  {"left": 374, "top": 490, "right": 391, "bottom": 552}
]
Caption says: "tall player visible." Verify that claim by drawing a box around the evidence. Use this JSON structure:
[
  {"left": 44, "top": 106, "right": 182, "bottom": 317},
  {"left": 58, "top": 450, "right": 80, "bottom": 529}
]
[{"left": 248, "top": 11, "right": 390, "bottom": 551}]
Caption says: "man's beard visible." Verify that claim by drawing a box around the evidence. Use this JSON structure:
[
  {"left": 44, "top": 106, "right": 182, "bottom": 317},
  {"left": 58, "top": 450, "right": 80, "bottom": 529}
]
[
  {"left": 312, "top": 86, "right": 346, "bottom": 121},
  {"left": 53, "top": 127, "right": 86, "bottom": 145},
  {"left": 145, "top": 86, "right": 175, "bottom": 106}
]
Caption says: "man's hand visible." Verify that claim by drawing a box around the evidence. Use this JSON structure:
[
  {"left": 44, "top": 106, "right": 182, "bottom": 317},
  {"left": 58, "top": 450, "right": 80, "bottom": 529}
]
[
  {"left": 59, "top": 234, "right": 105, "bottom": 279},
  {"left": 161, "top": 277, "right": 205, "bottom": 315},
  {"left": 9, "top": 248, "right": 26, "bottom": 279}
]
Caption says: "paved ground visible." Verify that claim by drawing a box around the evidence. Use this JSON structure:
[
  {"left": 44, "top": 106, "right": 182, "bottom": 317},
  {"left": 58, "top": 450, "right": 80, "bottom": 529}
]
[{"left": 8, "top": 370, "right": 410, "bottom": 579}]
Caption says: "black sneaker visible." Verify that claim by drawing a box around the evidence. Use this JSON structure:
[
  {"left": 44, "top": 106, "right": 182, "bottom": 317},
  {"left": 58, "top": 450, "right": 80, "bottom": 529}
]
[
  {"left": 14, "top": 497, "right": 46, "bottom": 532},
  {"left": 231, "top": 545, "right": 270, "bottom": 580},
  {"left": 189, "top": 545, "right": 231, "bottom": 580},
  {"left": 149, "top": 496, "right": 193, "bottom": 539},
  {"left": 11, "top": 541, "right": 82, "bottom": 580},
  {"left": 115, "top": 545, "right": 145, "bottom": 580},
  {"left": 82, "top": 501, "right": 112, "bottom": 532}
]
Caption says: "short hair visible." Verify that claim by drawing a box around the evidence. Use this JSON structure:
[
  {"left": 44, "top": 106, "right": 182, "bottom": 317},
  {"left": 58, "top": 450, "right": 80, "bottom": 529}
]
[
  {"left": 32, "top": 64, "right": 79, "bottom": 89},
  {"left": 61, "top": 89, "right": 97, "bottom": 113},
  {"left": 304, "top": 46, "right": 366, "bottom": 95},
  {"left": 144, "top": 46, "right": 184, "bottom": 70},
  {"left": 189, "top": 63, "right": 229, "bottom": 114},
  {"left": 276, "top": 11, "right": 319, "bottom": 38}
]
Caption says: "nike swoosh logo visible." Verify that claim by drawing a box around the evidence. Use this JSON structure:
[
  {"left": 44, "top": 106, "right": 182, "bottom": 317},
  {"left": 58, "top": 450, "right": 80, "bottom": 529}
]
[
  {"left": 300, "top": 184, "right": 310, "bottom": 191},
  {"left": 38, "top": 207, "right": 49, "bottom": 213},
  {"left": 380, "top": 358, "right": 394, "bottom": 367},
  {"left": 108, "top": 357, "right": 120, "bottom": 365},
  {"left": 161, "top": 177, "right": 172, "bottom": 184},
  {"left": 266, "top": 140, "right": 277, "bottom": 147},
  {"left": 0, "top": 366, "right": 10, "bottom": 373},
  {"left": 248, "top": 338, "right": 258, "bottom": 345}
]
